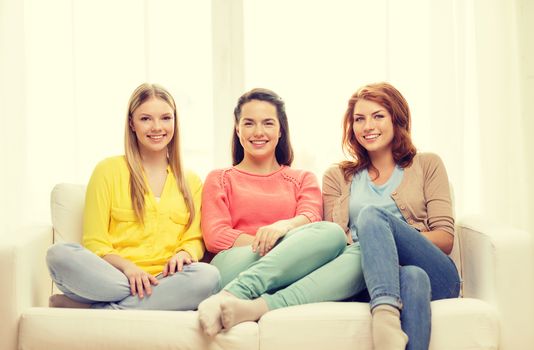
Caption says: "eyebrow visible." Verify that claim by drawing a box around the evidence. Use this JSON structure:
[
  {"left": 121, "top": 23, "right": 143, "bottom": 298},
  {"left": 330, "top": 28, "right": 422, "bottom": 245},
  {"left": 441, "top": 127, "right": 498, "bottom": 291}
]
[
  {"left": 354, "top": 109, "right": 386, "bottom": 116},
  {"left": 241, "top": 117, "right": 277, "bottom": 122}
]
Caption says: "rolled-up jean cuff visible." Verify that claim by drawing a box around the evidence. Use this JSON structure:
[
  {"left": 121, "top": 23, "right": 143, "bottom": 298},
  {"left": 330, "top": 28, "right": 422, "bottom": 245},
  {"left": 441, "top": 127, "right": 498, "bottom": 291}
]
[{"left": 370, "top": 295, "right": 403, "bottom": 311}]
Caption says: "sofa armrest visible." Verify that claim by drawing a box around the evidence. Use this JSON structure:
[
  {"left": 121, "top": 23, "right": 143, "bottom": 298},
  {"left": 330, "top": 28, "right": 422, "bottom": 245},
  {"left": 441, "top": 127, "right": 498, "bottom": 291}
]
[
  {"left": 457, "top": 215, "right": 534, "bottom": 350},
  {"left": 0, "top": 225, "right": 53, "bottom": 350}
]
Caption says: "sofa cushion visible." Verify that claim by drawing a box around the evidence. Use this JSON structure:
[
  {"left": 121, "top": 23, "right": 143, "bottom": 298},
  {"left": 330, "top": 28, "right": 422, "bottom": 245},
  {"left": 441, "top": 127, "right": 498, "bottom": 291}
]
[
  {"left": 19, "top": 307, "right": 259, "bottom": 350},
  {"left": 258, "top": 299, "right": 498, "bottom": 350}
]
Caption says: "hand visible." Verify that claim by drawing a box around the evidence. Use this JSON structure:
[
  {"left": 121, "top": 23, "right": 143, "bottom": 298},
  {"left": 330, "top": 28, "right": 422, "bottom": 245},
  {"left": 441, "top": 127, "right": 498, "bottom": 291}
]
[
  {"left": 163, "top": 251, "right": 195, "bottom": 277},
  {"left": 122, "top": 263, "right": 159, "bottom": 298},
  {"left": 252, "top": 221, "right": 292, "bottom": 256}
]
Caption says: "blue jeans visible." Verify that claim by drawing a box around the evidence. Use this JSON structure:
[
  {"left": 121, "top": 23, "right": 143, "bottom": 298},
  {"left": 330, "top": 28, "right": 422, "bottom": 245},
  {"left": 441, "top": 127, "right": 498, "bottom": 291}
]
[
  {"left": 46, "top": 243, "right": 221, "bottom": 310},
  {"left": 356, "top": 206, "right": 460, "bottom": 350}
]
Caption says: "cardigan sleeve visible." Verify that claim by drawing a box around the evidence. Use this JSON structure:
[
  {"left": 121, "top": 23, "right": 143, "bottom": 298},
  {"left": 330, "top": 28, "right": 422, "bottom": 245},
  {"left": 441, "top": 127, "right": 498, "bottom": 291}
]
[
  {"left": 174, "top": 171, "right": 205, "bottom": 261},
  {"left": 422, "top": 153, "right": 455, "bottom": 235},
  {"left": 322, "top": 165, "right": 343, "bottom": 223},
  {"left": 294, "top": 171, "right": 323, "bottom": 223},
  {"left": 201, "top": 170, "right": 248, "bottom": 253}
]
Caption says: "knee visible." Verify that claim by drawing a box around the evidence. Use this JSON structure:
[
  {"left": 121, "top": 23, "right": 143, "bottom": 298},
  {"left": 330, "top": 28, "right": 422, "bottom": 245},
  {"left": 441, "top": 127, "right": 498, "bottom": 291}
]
[
  {"left": 356, "top": 205, "right": 386, "bottom": 230},
  {"left": 312, "top": 221, "right": 346, "bottom": 248},
  {"left": 192, "top": 263, "right": 221, "bottom": 295},
  {"left": 400, "top": 266, "right": 430, "bottom": 295},
  {"left": 46, "top": 243, "right": 80, "bottom": 271}
]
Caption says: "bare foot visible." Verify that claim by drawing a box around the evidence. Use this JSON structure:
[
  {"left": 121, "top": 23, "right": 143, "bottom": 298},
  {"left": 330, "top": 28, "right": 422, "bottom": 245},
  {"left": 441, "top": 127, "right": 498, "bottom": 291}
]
[
  {"left": 49, "top": 294, "right": 91, "bottom": 308},
  {"left": 198, "top": 292, "right": 230, "bottom": 336},
  {"left": 220, "top": 297, "right": 269, "bottom": 330}
]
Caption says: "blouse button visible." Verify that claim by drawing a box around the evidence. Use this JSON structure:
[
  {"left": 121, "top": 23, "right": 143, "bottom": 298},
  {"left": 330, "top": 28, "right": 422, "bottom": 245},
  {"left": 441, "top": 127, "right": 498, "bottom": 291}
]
[
  {"left": 392, "top": 191, "right": 397, "bottom": 196},
  {"left": 408, "top": 219, "right": 414, "bottom": 224},
  {"left": 400, "top": 205, "right": 406, "bottom": 210}
]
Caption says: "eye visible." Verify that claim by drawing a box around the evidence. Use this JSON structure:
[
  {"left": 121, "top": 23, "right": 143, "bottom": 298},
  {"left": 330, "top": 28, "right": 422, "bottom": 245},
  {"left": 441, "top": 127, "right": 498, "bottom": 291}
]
[
  {"left": 243, "top": 121, "right": 253, "bottom": 126},
  {"left": 140, "top": 116, "right": 150, "bottom": 121},
  {"left": 163, "top": 115, "right": 173, "bottom": 121},
  {"left": 374, "top": 114, "right": 384, "bottom": 119},
  {"left": 353, "top": 116, "right": 364, "bottom": 123},
  {"left": 265, "top": 121, "right": 275, "bottom": 126}
]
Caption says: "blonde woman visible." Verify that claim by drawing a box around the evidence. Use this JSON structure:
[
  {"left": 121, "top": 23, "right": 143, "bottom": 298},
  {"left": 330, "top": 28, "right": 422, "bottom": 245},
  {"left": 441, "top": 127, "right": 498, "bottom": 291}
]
[{"left": 46, "top": 83, "right": 220, "bottom": 310}]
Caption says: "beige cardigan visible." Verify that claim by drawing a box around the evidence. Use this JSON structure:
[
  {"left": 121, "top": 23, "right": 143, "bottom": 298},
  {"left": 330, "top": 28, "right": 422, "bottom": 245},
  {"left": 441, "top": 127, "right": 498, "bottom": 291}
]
[{"left": 322, "top": 153, "right": 454, "bottom": 243}]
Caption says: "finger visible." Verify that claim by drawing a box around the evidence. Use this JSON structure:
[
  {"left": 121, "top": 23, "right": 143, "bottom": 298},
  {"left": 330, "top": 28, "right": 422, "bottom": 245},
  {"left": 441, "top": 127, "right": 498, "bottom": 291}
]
[
  {"left": 149, "top": 275, "right": 159, "bottom": 285},
  {"left": 169, "top": 259, "right": 177, "bottom": 275},
  {"left": 142, "top": 275, "right": 152, "bottom": 295},
  {"left": 129, "top": 277, "right": 137, "bottom": 295},
  {"left": 177, "top": 258, "right": 184, "bottom": 272},
  {"left": 252, "top": 236, "right": 260, "bottom": 253},
  {"left": 258, "top": 233, "right": 268, "bottom": 256},
  {"left": 267, "top": 233, "right": 280, "bottom": 251},
  {"left": 184, "top": 257, "right": 192, "bottom": 265},
  {"left": 162, "top": 263, "right": 169, "bottom": 277},
  {"left": 136, "top": 277, "right": 144, "bottom": 298}
]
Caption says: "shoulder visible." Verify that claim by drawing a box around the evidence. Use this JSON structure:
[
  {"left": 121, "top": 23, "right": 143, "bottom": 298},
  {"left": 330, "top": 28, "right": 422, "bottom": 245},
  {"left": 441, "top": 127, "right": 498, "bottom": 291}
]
[
  {"left": 204, "top": 167, "right": 235, "bottom": 188},
  {"left": 411, "top": 152, "right": 446, "bottom": 171},
  {"left": 323, "top": 163, "right": 351, "bottom": 185},
  {"left": 280, "top": 166, "right": 318, "bottom": 186},
  {"left": 91, "top": 156, "right": 128, "bottom": 178},
  {"left": 183, "top": 169, "right": 202, "bottom": 190}
]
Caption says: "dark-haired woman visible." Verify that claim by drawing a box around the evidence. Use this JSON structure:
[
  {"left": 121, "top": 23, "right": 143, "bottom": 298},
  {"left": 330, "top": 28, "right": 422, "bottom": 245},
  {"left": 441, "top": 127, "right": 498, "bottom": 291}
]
[
  {"left": 323, "top": 82, "right": 460, "bottom": 350},
  {"left": 197, "top": 88, "right": 366, "bottom": 336}
]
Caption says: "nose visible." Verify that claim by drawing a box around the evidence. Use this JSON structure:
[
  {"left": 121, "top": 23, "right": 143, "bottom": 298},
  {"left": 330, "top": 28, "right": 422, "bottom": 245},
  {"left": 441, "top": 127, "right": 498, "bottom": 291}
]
[
  {"left": 363, "top": 117, "right": 375, "bottom": 131},
  {"left": 252, "top": 124, "right": 264, "bottom": 137},
  {"left": 152, "top": 119, "right": 162, "bottom": 131}
]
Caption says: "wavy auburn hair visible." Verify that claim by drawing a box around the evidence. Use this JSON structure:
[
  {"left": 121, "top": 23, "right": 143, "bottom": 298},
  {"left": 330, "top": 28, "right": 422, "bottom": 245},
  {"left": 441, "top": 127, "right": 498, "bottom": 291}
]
[
  {"left": 125, "top": 83, "right": 194, "bottom": 228},
  {"left": 232, "top": 88, "right": 294, "bottom": 166},
  {"left": 340, "top": 82, "right": 417, "bottom": 180}
]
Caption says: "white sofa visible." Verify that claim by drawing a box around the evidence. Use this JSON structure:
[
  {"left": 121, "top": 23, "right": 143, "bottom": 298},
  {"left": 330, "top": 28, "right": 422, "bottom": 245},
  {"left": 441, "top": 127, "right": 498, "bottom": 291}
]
[{"left": 2, "top": 183, "right": 534, "bottom": 350}]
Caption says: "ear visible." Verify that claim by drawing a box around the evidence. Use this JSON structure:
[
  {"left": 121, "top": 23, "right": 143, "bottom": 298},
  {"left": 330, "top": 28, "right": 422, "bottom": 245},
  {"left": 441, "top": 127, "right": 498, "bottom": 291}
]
[
  {"left": 235, "top": 125, "right": 240, "bottom": 137},
  {"left": 129, "top": 117, "right": 135, "bottom": 132}
]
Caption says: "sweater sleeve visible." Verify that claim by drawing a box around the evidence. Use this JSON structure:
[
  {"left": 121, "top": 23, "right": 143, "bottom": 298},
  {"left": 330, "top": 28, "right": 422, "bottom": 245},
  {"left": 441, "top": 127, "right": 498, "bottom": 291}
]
[
  {"left": 295, "top": 171, "right": 323, "bottom": 223},
  {"left": 322, "top": 165, "right": 342, "bottom": 223},
  {"left": 201, "top": 170, "right": 248, "bottom": 253},
  {"left": 422, "top": 153, "right": 455, "bottom": 235},
  {"left": 82, "top": 160, "right": 118, "bottom": 257},
  {"left": 175, "top": 171, "right": 205, "bottom": 261}
]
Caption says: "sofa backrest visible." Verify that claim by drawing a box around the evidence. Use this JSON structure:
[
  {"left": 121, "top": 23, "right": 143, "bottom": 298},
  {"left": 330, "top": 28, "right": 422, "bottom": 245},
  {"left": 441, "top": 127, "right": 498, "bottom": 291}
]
[
  {"left": 51, "top": 183, "right": 86, "bottom": 244},
  {"left": 49, "top": 182, "right": 462, "bottom": 282}
]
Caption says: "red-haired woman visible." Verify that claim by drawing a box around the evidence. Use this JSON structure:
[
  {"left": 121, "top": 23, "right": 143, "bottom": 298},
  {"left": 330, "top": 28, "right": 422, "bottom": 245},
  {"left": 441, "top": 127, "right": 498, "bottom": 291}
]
[{"left": 323, "top": 82, "right": 460, "bottom": 350}]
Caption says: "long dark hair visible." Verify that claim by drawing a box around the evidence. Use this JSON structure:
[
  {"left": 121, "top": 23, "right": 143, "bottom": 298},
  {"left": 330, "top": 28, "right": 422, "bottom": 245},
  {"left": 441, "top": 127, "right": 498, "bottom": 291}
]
[{"left": 232, "top": 88, "right": 294, "bottom": 166}]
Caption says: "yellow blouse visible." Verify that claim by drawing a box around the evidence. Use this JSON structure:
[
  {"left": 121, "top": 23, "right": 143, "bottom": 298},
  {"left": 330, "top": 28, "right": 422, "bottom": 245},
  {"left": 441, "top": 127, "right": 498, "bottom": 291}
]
[{"left": 82, "top": 156, "right": 204, "bottom": 275}]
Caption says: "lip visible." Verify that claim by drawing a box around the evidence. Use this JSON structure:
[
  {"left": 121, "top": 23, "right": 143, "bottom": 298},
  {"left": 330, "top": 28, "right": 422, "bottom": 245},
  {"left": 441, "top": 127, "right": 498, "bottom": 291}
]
[
  {"left": 147, "top": 134, "right": 166, "bottom": 141},
  {"left": 249, "top": 139, "right": 269, "bottom": 148},
  {"left": 362, "top": 133, "right": 380, "bottom": 141}
]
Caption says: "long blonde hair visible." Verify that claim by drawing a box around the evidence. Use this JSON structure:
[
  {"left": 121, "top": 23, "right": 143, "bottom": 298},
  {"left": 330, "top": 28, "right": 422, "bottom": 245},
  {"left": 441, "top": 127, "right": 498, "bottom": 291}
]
[{"left": 124, "top": 83, "right": 194, "bottom": 228}]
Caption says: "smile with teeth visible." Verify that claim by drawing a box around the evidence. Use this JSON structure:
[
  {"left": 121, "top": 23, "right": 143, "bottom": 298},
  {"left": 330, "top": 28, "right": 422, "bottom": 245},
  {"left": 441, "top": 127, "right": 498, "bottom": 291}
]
[
  {"left": 148, "top": 134, "right": 166, "bottom": 141},
  {"left": 363, "top": 134, "right": 380, "bottom": 140},
  {"left": 250, "top": 140, "right": 268, "bottom": 144}
]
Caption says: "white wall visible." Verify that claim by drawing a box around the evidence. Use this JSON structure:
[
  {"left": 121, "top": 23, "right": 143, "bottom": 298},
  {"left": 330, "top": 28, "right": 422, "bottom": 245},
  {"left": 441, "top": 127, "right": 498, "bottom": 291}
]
[{"left": 0, "top": 0, "right": 531, "bottom": 235}]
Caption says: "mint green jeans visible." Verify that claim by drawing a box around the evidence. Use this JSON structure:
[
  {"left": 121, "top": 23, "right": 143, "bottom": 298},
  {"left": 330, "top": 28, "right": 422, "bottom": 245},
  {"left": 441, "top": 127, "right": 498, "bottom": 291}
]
[{"left": 210, "top": 221, "right": 365, "bottom": 310}]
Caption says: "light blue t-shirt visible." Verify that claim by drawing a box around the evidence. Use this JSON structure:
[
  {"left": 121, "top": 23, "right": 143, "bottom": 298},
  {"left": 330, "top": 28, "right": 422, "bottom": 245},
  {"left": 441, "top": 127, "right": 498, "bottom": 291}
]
[{"left": 348, "top": 166, "right": 405, "bottom": 242}]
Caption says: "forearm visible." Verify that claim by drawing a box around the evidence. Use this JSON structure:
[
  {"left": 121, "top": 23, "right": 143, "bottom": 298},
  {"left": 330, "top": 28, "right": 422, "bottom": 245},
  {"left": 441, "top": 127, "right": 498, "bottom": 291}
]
[
  {"left": 233, "top": 233, "right": 256, "bottom": 247},
  {"left": 420, "top": 229, "right": 454, "bottom": 254},
  {"left": 278, "top": 214, "right": 311, "bottom": 232},
  {"left": 102, "top": 253, "right": 136, "bottom": 273}
]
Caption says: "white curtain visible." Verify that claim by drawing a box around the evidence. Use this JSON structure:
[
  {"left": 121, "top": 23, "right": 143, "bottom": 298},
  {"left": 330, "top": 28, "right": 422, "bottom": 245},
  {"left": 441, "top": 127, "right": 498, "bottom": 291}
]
[{"left": 0, "top": 0, "right": 531, "bottom": 235}]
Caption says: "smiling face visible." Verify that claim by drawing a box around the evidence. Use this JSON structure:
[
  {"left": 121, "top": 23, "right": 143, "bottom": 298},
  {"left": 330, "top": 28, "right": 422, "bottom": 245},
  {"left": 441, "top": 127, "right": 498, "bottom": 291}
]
[
  {"left": 236, "top": 100, "right": 281, "bottom": 164},
  {"left": 352, "top": 99, "right": 394, "bottom": 157},
  {"left": 129, "top": 97, "right": 175, "bottom": 158}
]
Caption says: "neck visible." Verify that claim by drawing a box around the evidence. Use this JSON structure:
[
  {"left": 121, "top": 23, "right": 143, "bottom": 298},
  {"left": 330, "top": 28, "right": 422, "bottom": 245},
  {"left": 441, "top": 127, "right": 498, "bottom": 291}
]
[
  {"left": 237, "top": 154, "right": 281, "bottom": 174},
  {"left": 139, "top": 149, "right": 169, "bottom": 170},
  {"left": 368, "top": 150, "right": 396, "bottom": 176}
]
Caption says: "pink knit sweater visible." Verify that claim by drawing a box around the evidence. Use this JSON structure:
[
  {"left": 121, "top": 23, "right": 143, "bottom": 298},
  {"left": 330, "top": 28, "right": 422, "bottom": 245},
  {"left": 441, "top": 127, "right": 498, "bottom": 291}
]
[{"left": 201, "top": 166, "right": 322, "bottom": 253}]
